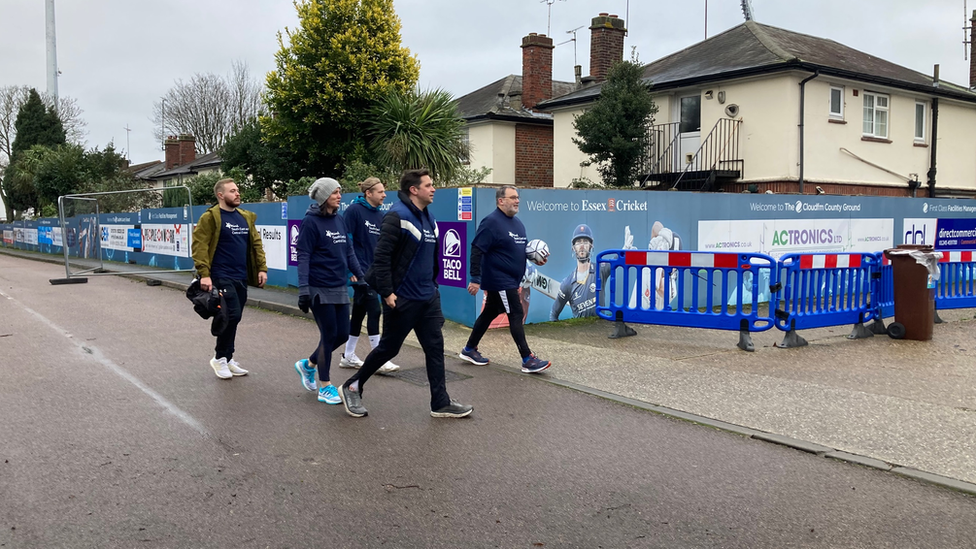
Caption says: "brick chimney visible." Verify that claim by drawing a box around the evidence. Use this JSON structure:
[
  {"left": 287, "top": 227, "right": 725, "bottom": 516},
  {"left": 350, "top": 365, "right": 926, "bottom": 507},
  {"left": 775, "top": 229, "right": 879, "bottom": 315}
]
[
  {"left": 178, "top": 134, "right": 196, "bottom": 166},
  {"left": 970, "top": 10, "right": 976, "bottom": 89},
  {"left": 589, "top": 13, "right": 626, "bottom": 82},
  {"left": 521, "top": 33, "right": 554, "bottom": 111},
  {"left": 165, "top": 134, "right": 197, "bottom": 169},
  {"left": 164, "top": 136, "right": 180, "bottom": 169}
]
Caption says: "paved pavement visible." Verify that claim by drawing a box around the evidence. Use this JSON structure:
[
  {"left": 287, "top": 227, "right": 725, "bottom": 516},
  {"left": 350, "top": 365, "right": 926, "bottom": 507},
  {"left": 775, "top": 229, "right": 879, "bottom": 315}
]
[
  {"left": 4, "top": 250, "right": 976, "bottom": 548},
  {"left": 5, "top": 248, "right": 976, "bottom": 493}
]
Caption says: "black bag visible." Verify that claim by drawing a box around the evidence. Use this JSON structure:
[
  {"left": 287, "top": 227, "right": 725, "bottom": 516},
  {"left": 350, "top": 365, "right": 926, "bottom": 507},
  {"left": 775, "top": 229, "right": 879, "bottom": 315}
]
[{"left": 185, "top": 278, "right": 230, "bottom": 336}]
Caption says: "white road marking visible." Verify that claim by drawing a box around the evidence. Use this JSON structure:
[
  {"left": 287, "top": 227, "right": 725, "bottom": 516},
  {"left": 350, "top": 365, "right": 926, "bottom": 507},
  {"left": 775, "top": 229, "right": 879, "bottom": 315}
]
[{"left": 0, "top": 288, "right": 209, "bottom": 437}]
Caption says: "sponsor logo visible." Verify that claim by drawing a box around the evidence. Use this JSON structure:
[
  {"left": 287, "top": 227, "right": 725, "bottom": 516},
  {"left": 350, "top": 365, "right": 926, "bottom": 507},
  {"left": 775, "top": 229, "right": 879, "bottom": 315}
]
[{"left": 444, "top": 229, "right": 462, "bottom": 258}]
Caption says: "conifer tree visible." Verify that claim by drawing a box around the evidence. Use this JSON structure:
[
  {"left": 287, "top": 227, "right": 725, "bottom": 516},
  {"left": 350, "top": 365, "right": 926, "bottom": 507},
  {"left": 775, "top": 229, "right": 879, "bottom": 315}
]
[{"left": 573, "top": 61, "right": 656, "bottom": 187}]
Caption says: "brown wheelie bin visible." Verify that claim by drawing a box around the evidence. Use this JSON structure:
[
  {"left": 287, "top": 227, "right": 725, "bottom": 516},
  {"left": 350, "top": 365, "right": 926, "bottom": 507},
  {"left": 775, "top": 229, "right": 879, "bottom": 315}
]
[{"left": 882, "top": 244, "right": 938, "bottom": 341}]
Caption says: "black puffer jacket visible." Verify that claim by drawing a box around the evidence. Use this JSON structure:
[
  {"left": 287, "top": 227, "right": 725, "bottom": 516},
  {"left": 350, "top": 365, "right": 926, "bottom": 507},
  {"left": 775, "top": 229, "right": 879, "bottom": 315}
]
[{"left": 365, "top": 190, "right": 440, "bottom": 299}]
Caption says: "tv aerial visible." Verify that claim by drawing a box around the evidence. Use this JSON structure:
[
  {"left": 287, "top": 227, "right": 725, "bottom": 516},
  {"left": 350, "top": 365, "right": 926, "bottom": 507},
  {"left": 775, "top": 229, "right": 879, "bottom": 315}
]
[
  {"left": 557, "top": 25, "right": 585, "bottom": 67},
  {"left": 741, "top": 0, "right": 755, "bottom": 21},
  {"left": 965, "top": 0, "right": 973, "bottom": 61},
  {"left": 540, "top": 0, "right": 567, "bottom": 36}
]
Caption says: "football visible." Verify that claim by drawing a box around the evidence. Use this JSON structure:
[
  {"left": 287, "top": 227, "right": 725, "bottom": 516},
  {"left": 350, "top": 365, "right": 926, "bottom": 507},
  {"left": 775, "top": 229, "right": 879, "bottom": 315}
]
[{"left": 525, "top": 239, "right": 549, "bottom": 265}]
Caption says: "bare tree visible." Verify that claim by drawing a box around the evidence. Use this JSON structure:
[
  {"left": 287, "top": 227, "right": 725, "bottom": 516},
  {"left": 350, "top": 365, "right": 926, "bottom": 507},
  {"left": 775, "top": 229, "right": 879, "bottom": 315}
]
[
  {"left": 229, "top": 61, "right": 265, "bottom": 131},
  {"left": 42, "top": 93, "right": 87, "bottom": 145},
  {"left": 150, "top": 61, "right": 265, "bottom": 154}
]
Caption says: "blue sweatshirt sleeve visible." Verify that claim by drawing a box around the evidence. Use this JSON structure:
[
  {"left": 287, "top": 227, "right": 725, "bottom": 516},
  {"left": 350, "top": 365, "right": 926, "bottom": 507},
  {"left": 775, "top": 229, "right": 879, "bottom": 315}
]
[{"left": 296, "top": 217, "right": 316, "bottom": 295}]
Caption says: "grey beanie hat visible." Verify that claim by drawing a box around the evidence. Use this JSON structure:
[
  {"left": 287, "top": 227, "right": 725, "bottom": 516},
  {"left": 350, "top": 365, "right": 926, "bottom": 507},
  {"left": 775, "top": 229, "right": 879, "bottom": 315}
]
[
  {"left": 308, "top": 177, "right": 339, "bottom": 206},
  {"left": 309, "top": 177, "right": 340, "bottom": 205}
]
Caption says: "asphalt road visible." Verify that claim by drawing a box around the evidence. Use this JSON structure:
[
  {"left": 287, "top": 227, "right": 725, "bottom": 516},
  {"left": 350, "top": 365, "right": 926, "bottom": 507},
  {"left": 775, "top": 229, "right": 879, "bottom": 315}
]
[{"left": 1, "top": 254, "right": 975, "bottom": 548}]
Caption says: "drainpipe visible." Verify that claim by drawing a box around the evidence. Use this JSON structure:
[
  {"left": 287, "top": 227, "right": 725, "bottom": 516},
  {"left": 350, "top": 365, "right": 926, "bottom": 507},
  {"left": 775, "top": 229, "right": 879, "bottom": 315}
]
[
  {"left": 927, "top": 64, "right": 940, "bottom": 198},
  {"left": 798, "top": 70, "right": 820, "bottom": 195},
  {"left": 927, "top": 97, "right": 938, "bottom": 198}
]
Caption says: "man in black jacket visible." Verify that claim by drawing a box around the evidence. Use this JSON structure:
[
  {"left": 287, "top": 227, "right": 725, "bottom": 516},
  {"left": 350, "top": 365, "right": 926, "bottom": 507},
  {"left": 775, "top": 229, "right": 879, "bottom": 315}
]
[{"left": 339, "top": 169, "right": 473, "bottom": 419}]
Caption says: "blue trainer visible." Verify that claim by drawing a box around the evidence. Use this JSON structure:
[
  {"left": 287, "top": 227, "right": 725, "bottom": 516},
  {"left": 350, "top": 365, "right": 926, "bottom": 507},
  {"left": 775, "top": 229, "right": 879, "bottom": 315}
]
[
  {"left": 318, "top": 384, "right": 341, "bottom": 404},
  {"left": 459, "top": 347, "right": 489, "bottom": 366},
  {"left": 294, "top": 359, "right": 317, "bottom": 392},
  {"left": 521, "top": 354, "right": 551, "bottom": 374}
]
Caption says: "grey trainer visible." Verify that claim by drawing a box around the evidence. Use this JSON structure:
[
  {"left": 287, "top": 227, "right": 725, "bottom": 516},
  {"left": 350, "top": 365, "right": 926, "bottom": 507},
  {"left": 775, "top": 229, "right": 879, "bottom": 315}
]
[
  {"left": 431, "top": 400, "right": 473, "bottom": 418},
  {"left": 340, "top": 384, "right": 368, "bottom": 418}
]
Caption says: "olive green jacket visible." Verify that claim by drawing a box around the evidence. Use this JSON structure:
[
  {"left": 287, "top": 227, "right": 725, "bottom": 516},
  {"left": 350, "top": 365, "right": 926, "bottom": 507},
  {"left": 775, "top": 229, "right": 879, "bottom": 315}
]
[{"left": 191, "top": 205, "right": 267, "bottom": 286}]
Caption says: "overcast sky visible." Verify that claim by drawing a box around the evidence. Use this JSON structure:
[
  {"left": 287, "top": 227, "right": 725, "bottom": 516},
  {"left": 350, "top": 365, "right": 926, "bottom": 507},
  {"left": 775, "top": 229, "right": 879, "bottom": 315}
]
[{"left": 1, "top": 0, "right": 971, "bottom": 165}]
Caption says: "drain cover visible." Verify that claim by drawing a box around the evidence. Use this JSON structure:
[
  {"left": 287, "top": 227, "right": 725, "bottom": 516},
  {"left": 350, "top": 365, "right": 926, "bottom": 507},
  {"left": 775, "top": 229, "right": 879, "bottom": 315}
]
[{"left": 390, "top": 367, "right": 472, "bottom": 386}]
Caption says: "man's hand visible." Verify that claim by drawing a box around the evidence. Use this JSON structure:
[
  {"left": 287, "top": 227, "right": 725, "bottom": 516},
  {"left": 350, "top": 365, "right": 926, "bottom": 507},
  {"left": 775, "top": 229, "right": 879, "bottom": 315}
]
[
  {"left": 383, "top": 293, "right": 397, "bottom": 308},
  {"left": 258, "top": 272, "right": 267, "bottom": 288},
  {"left": 350, "top": 275, "right": 358, "bottom": 283},
  {"left": 467, "top": 282, "right": 480, "bottom": 296},
  {"left": 298, "top": 295, "right": 311, "bottom": 314},
  {"left": 200, "top": 276, "right": 212, "bottom": 291}
]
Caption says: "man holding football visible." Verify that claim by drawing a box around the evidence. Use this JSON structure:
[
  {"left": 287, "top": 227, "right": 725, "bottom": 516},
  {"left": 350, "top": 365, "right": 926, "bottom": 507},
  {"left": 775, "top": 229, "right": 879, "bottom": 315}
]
[{"left": 459, "top": 186, "right": 551, "bottom": 374}]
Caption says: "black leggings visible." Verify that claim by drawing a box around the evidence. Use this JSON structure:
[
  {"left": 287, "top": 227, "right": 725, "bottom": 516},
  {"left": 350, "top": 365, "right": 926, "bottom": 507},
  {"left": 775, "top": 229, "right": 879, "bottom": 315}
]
[
  {"left": 350, "top": 284, "right": 381, "bottom": 337},
  {"left": 309, "top": 302, "right": 350, "bottom": 382}
]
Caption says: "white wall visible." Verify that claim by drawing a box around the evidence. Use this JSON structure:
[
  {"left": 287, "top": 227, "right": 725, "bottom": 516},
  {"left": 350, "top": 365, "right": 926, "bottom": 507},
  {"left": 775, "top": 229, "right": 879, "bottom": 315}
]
[
  {"left": 466, "top": 122, "right": 516, "bottom": 185},
  {"left": 551, "top": 106, "right": 601, "bottom": 188}
]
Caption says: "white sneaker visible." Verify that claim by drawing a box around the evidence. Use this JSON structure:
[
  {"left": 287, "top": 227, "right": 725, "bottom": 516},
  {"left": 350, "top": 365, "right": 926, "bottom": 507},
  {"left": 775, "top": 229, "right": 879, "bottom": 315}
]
[
  {"left": 227, "top": 359, "right": 249, "bottom": 376},
  {"left": 339, "top": 354, "right": 364, "bottom": 369},
  {"left": 378, "top": 361, "right": 400, "bottom": 375},
  {"left": 210, "top": 357, "right": 233, "bottom": 379}
]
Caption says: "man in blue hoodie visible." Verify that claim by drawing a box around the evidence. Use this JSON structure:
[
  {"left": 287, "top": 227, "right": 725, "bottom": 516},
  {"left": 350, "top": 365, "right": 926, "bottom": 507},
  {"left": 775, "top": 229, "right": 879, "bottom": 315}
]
[
  {"left": 339, "top": 169, "right": 472, "bottom": 419},
  {"left": 339, "top": 177, "right": 399, "bottom": 375},
  {"left": 459, "top": 186, "right": 551, "bottom": 373}
]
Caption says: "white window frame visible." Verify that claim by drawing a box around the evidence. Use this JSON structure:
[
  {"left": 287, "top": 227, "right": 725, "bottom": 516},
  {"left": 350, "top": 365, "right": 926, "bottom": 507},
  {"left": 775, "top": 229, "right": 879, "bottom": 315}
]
[
  {"left": 914, "top": 101, "right": 927, "bottom": 143},
  {"left": 862, "top": 91, "right": 889, "bottom": 139},
  {"left": 829, "top": 86, "right": 844, "bottom": 119}
]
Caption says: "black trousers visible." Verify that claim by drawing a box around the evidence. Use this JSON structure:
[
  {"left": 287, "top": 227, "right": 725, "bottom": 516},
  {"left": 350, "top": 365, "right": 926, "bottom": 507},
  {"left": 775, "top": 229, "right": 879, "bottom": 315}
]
[
  {"left": 213, "top": 278, "right": 247, "bottom": 360},
  {"left": 466, "top": 288, "right": 531, "bottom": 359},
  {"left": 346, "top": 292, "right": 450, "bottom": 410},
  {"left": 350, "top": 284, "right": 381, "bottom": 337}
]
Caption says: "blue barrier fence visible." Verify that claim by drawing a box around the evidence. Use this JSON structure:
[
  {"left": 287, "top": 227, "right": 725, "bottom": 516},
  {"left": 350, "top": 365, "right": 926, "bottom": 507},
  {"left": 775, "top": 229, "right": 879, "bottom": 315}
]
[
  {"left": 596, "top": 248, "right": 976, "bottom": 351},
  {"left": 772, "top": 253, "right": 880, "bottom": 347},
  {"left": 935, "top": 251, "right": 976, "bottom": 311},
  {"left": 596, "top": 249, "right": 777, "bottom": 351}
]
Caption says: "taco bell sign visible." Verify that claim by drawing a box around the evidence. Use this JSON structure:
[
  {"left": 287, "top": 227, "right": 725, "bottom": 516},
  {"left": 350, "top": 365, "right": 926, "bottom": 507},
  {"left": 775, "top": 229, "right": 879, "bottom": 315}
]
[{"left": 437, "top": 222, "right": 466, "bottom": 288}]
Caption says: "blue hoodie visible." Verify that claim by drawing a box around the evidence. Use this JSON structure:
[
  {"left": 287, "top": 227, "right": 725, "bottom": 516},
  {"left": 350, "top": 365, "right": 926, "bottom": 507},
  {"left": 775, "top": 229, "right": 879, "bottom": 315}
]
[
  {"left": 342, "top": 195, "right": 384, "bottom": 271},
  {"left": 297, "top": 203, "right": 364, "bottom": 295}
]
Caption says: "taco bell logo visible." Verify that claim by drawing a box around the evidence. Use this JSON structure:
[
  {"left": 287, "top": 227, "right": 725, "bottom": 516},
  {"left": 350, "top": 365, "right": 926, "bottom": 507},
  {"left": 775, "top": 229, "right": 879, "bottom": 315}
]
[
  {"left": 437, "top": 222, "right": 466, "bottom": 288},
  {"left": 444, "top": 229, "right": 461, "bottom": 258}
]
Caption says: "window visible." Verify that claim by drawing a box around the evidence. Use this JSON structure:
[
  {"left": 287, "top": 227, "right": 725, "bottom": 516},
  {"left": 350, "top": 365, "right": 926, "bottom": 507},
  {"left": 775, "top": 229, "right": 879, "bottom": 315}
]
[
  {"left": 914, "top": 101, "right": 926, "bottom": 142},
  {"left": 460, "top": 127, "right": 470, "bottom": 164},
  {"left": 679, "top": 95, "right": 701, "bottom": 133},
  {"left": 862, "top": 92, "right": 889, "bottom": 138},
  {"left": 829, "top": 86, "right": 844, "bottom": 119}
]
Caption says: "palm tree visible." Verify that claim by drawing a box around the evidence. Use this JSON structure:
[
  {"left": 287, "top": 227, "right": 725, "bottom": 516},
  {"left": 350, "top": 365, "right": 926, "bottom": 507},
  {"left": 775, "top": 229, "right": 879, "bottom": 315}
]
[{"left": 366, "top": 88, "right": 468, "bottom": 184}]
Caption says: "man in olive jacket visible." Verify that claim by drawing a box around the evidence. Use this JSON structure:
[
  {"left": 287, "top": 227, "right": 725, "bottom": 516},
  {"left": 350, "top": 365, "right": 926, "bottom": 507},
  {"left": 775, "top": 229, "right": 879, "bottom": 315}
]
[{"left": 191, "top": 178, "right": 267, "bottom": 379}]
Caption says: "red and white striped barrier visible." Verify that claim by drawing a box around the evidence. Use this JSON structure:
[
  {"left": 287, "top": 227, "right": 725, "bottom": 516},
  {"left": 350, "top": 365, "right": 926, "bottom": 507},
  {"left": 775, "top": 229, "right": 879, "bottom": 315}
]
[
  {"left": 795, "top": 253, "right": 862, "bottom": 269},
  {"left": 624, "top": 251, "right": 741, "bottom": 269}
]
